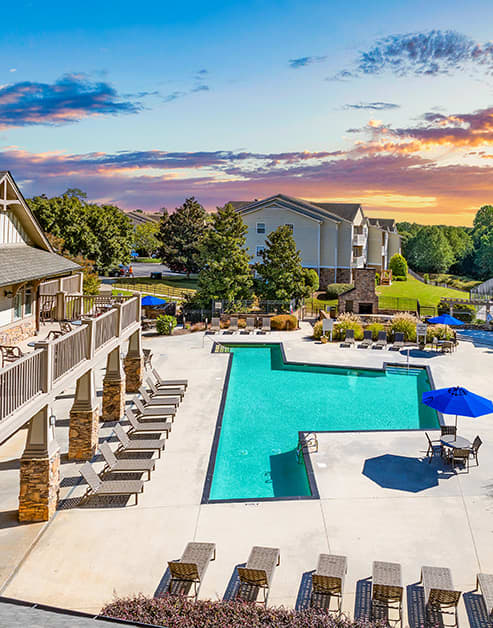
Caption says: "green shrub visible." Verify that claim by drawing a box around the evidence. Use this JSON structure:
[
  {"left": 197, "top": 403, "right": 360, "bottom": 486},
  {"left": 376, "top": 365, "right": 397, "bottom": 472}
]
[
  {"left": 375, "top": 272, "right": 380, "bottom": 285},
  {"left": 313, "top": 320, "right": 323, "bottom": 340},
  {"left": 270, "top": 314, "right": 298, "bottom": 331},
  {"left": 325, "top": 283, "right": 353, "bottom": 299},
  {"left": 426, "top": 324, "right": 453, "bottom": 342},
  {"left": 423, "top": 273, "right": 430, "bottom": 283},
  {"left": 333, "top": 313, "right": 363, "bottom": 341},
  {"left": 155, "top": 314, "right": 177, "bottom": 335},
  {"left": 389, "top": 253, "right": 408, "bottom": 277},
  {"left": 390, "top": 313, "right": 418, "bottom": 341},
  {"left": 365, "top": 322, "right": 385, "bottom": 340},
  {"left": 437, "top": 300, "right": 475, "bottom": 322},
  {"left": 393, "top": 275, "right": 406, "bottom": 281}
]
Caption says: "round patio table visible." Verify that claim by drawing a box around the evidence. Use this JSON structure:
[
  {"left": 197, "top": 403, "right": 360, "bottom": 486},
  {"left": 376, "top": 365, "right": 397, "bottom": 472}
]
[{"left": 440, "top": 434, "right": 471, "bottom": 449}]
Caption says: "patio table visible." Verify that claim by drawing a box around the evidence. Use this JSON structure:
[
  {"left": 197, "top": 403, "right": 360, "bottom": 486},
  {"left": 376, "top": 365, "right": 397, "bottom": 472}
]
[{"left": 440, "top": 435, "right": 471, "bottom": 449}]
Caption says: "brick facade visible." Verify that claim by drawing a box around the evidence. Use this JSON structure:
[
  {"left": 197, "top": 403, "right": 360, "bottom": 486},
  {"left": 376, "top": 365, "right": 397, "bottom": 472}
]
[
  {"left": 338, "top": 268, "right": 378, "bottom": 314},
  {"left": 317, "top": 268, "right": 353, "bottom": 288}
]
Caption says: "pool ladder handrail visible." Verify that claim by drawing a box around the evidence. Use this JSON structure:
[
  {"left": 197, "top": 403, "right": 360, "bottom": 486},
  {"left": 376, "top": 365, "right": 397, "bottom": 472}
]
[{"left": 297, "top": 432, "right": 318, "bottom": 462}]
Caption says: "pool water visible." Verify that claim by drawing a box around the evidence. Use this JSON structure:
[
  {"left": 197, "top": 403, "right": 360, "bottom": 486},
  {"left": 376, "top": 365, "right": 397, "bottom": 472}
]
[
  {"left": 458, "top": 329, "right": 493, "bottom": 347},
  {"left": 207, "top": 344, "right": 438, "bottom": 502}
]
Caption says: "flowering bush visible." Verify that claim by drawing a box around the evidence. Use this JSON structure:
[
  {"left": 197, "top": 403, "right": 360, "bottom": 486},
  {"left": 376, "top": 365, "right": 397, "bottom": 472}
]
[
  {"left": 426, "top": 324, "right": 453, "bottom": 342},
  {"left": 270, "top": 314, "right": 298, "bottom": 331},
  {"left": 365, "top": 322, "right": 384, "bottom": 340},
  {"left": 390, "top": 313, "right": 418, "bottom": 341},
  {"left": 313, "top": 320, "right": 324, "bottom": 340},
  {"left": 333, "top": 313, "right": 363, "bottom": 341},
  {"left": 101, "top": 595, "right": 386, "bottom": 627}
]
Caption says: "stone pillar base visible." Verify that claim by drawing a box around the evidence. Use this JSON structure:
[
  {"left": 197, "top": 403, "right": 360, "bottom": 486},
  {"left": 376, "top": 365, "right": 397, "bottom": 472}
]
[
  {"left": 124, "top": 355, "right": 144, "bottom": 393},
  {"left": 68, "top": 407, "right": 100, "bottom": 460},
  {"left": 19, "top": 451, "right": 60, "bottom": 522},
  {"left": 102, "top": 377, "right": 125, "bottom": 422}
]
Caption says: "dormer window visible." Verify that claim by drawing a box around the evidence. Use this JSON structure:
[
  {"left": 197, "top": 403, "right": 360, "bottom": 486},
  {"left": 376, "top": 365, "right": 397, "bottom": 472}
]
[{"left": 256, "top": 223, "right": 265, "bottom": 234}]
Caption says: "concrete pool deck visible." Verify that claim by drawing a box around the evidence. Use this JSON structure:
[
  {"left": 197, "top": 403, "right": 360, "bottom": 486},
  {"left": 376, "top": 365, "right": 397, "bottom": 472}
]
[{"left": 0, "top": 323, "right": 492, "bottom": 624}]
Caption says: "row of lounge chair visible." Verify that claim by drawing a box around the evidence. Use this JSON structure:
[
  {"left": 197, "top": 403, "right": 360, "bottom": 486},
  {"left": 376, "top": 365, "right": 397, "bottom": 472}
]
[
  {"left": 340, "top": 330, "right": 404, "bottom": 350},
  {"left": 79, "top": 369, "right": 188, "bottom": 504},
  {"left": 209, "top": 317, "right": 272, "bottom": 334},
  {"left": 165, "top": 544, "right": 493, "bottom": 625}
]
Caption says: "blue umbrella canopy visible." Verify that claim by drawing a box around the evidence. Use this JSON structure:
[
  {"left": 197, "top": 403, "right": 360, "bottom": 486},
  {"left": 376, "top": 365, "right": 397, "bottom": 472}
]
[
  {"left": 141, "top": 295, "right": 166, "bottom": 306},
  {"left": 422, "top": 386, "right": 493, "bottom": 429},
  {"left": 427, "top": 314, "right": 464, "bottom": 326}
]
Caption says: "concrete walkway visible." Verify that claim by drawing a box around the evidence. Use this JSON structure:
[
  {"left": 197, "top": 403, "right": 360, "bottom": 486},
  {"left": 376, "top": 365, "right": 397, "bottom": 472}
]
[{"left": 0, "top": 325, "right": 492, "bottom": 624}]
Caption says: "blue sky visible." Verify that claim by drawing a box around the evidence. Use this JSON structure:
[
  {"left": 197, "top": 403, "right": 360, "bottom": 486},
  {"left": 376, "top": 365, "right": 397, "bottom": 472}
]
[{"left": 2, "top": 0, "right": 493, "bottom": 223}]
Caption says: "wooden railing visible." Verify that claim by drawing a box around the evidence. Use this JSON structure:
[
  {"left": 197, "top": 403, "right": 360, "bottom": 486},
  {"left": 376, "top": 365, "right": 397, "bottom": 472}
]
[
  {"left": 0, "top": 350, "right": 44, "bottom": 420},
  {"left": 94, "top": 309, "right": 118, "bottom": 350},
  {"left": 39, "top": 273, "right": 82, "bottom": 295},
  {"left": 121, "top": 298, "right": 139, "bottom": 330},
  {"left": 113, "top": 281, "right": 195, "bottom": 300},
  {"left": 52, "top": 326, "right": 89, "bottom": 382},
  {"left": 39, "top": 293, "right": 132, "bottom": 323}
]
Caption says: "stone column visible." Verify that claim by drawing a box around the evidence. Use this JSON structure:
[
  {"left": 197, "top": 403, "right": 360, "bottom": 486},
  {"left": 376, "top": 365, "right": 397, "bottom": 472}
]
[
  {"left": 102, "top": 346, "right": 125, "bottom": 422},
  {"left": 19, "top": 406, "right": 60, "bottom": 522},
  {"left": 68, "top": 369, "right": 99, "bottom": 460},
  {"left": 124, "top": 329, "right": 144, "bottom": 393}
]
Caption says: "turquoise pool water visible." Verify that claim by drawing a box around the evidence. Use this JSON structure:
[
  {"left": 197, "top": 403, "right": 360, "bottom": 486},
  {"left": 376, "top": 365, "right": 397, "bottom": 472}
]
[{"left": 207, "top": 344, "right": 438, "bottom": 502}]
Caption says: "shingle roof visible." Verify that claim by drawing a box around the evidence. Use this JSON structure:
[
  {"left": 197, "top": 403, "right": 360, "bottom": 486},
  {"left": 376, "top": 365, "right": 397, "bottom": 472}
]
[
  {"left": 368, "top": 217, "right": 396, "bottom": 230},
  {"left": 228, "top": 201, "right": 253, "bottom": 210},
  {"left": 309, "top": 202, "right": 361, "bottom": 221},
  {"left": 0, "top": 245, "right": 80, "bottom": 287}
]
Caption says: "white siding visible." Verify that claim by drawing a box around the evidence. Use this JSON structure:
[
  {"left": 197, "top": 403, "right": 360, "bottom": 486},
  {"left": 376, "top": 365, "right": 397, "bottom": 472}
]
[{"left": 0, "top": 210, "right": 29, "bottom": 245}]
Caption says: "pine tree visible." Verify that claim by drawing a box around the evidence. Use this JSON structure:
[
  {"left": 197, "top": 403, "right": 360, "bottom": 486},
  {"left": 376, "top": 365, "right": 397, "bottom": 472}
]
[
  {"left": 256, "top": 226, "right": 310, "bottom": 303},
  {"left": 158, "top": 198, "right": 207, "bottom": 277}
]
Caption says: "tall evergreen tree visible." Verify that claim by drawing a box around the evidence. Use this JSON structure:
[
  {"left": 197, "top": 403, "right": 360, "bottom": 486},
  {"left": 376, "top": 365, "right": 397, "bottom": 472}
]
[
  {"left": 193, "top": 203, "right": 253, "bottom": 306},
  {"left": 158, "top": 197, "right": 207, "bottom": 277},
  {"left": 255, "top": 225, "right": 310, "bottom": 303}
]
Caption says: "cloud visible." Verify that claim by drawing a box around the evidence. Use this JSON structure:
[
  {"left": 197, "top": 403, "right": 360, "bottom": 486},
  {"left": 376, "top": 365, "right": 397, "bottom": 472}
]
[
  {"left": 0, "top": 73, "right": 142, "bottom": 127},
  {"left": 9, "top": 68, "right": 16, "bottom": 73},
  {"left": 344, "top": 102, "right": 400, "bottom": 111},
  {"left": 289, "top": 55, "right": 327, "bottom": 69},
  {"left": 330, "top": 30, "right": 493, "bottom": 79}
]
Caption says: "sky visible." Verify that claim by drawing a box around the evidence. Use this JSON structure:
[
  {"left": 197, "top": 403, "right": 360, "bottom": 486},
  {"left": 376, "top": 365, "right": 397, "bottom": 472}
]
[{"left": 2, "top": 1, "right": 493, "bottom": 225}]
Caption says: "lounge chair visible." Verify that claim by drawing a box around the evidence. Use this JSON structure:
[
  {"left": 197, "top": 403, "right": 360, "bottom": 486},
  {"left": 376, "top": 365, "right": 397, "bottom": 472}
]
[
  {"left": 99, "top": 441, "right": 155, "bottom": 480},
  {"left": 420, "top": 566, "right": 461, "bottom": 627},
  {"left": 152, "top": 368, "right": 188, "bottom": 390},
  {"left": 140, "top": 383, "right": 183, "bottom": 403},
  {"left": 143, "top": 348, "right": 153, "bottom": 370},
  {"left": 126, "top": 408, "right": 172, "bottom": 437},
  {"left": 392, "top": 332, "right": 405, "bottom": 350},
  {"left": 167, "top": 542, "right": 216, "bottom": 601},
  {"left": 245, "top": 317, "right": 255, "bottom": 334},
  {"left": 258, "top": 317, "right": 271, "bottom": 334},
  {"left": 236, "top": 546, "right": 280, "bottom": 607},
  {"left": 79, "top": 461, "right": 144, "bottom": 505},
  {"left": 228, "top": 317, "right": 239, "bottom": 333},
  {"left": 146, "top": 377, "right": 185, "bottom": 401},
  {"left": 470, "top": 436, "right": 482, "bottom": 466},
  {"left": 209, "top": 317, "right": 220, "bottom": 333},
  {"left": 134, "top": 397, "right": 177, "bottom": 421},
  {"left": 476, "top": 573, "right": 493, "bottom": 622},
  {"left": 372, "top": 561, "right": 403, "bottom": 623},
  {"left": 359, "top": 330, "right": 373, "bottom": 349},
  {"left": 425, "top": 432, "right": 442, "bottom": 463},
  {"left": 310, "top": 554, "right": 347, "bottom": 613},
  {"left": 114, "top": 424, "right": 165, "bottom": 458},
  {"left": 340, "top": 329, "right": 355, "bottom": 347},
  {"left": 373, "top": 331, "right": 387, "bottom": 349}
]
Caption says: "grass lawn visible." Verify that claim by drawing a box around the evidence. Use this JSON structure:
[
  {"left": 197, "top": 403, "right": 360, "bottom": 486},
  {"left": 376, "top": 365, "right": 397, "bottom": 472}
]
[{"left": 377, "top": 275, "right": 468, "bottom": 308}]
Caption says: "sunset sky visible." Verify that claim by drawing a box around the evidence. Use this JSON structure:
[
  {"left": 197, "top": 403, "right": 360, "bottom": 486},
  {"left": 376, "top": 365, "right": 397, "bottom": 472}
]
[{"left": 2, "top": 0, "right": 493, "bottom": 224}]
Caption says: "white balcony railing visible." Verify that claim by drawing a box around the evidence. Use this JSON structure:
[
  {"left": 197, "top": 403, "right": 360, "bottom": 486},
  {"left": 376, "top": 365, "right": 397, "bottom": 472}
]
[{"left": 353, "top": 233, "right": 366, "bottom": 246}]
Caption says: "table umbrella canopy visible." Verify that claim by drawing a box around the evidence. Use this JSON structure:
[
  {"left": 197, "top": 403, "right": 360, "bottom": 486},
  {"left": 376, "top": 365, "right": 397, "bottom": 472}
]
[
  {"left": 422, "top": 386, "right": 493, "bottom": 428},
  {"left": 141, "top": 295, "right": 166, "bottom": 306},
  {"left": 427, "top": 314, "right": 464, "bottom": 325}
]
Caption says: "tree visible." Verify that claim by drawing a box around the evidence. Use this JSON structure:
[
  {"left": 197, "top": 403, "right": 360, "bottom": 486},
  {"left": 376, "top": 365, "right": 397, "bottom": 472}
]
[
  {"left": 473, "top": 205, "right": 493, "bottom": 236},
  {"left": 255, "top": 226, "right": 310, "bottom": 303},
  {"left": 158, "top": 198, "right": 207, "bottom": 277},
  {"left": 389, "top": 253, "right": 408, "bottom": 277},
  {"left": 84, "top": 203, "right": 134, "bottom": 271},
  {"left": 192, "top": 203, "right": 253, "bottom": 306},
  {"left": 474, "top": 230, "right": 493, "bottom": 278},
  {"left": 134, "top": 222, "right": 160, "bottom": 257},
  {"left": 405, "top": 226, "right": 454, "bottom": 273},
  {"left": 45, "top": 233, "right": 101, "bottom": 295},
  {"left": 303, "top": 268, "right": 319, "bottom": 293}
]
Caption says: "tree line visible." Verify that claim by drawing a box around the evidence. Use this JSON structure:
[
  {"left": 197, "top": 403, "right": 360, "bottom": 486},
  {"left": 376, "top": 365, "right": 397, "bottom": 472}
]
[{"left": 397, "top": 205, "right": 493, "bottom": 278}]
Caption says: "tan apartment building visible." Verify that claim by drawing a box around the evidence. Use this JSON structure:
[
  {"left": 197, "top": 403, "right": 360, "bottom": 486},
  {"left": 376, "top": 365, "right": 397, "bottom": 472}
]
[{"left": 232, "top": 194, "right": 401, "bottom": 284}]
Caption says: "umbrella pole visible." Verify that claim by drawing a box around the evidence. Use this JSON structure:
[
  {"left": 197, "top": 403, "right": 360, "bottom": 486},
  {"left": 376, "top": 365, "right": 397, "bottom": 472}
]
[{"left": 455, "top": 414, "right": 457, "bottom": 439}]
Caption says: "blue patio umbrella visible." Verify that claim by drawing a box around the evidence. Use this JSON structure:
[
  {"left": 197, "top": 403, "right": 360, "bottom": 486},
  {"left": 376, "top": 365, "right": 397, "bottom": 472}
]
[
  {"left": 422, "top": 386, "right": 493, "bottom": 431},
  {"left": 141, "top": 295, "right": 166, "bottom": 306},
  {"left": 427, "top": 314, "right": 464, "bottom": 325}
]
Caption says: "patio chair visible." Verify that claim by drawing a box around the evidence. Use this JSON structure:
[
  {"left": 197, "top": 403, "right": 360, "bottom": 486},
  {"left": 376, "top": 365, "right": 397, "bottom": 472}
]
[
  {"left": 476, "top": 573, "right": 493, "bottom": 622},
  {"left": 210, "top": 317, "right": 221, "bottom": 333},
  {"left": 79, "top": 461, "right": 144, "bottom": 505},
  {"left": 0, "top": 345, "right": 24, "bottom": 363},
  {"left": 374, "top": 331, "right": 387, "bottom": 349},
  {"left": 152, "top": 368, "right": 188, "bottom": 390},
  {"left": 371, "top": 561, "right": 403, "bottom": 624},
  {"left": 425, "top": 432, "right": 442, "bottom": 463},
  {"left": 245, "top": 317, "right": 255, "bottom": 333},
  {"left": 310, "top": 554, "right": 347, "bottom": 613},
  {"left": 126, "top": 408, "right": 172, "bottom": 438},
  {"left": 450, "top": 448, "right": 470, "bottom": 472},
  {"left": 359, "top": 330, "right": 373, "bottom": 348},
  {"left": 143, "top": 348, "right": 153, "bottom": 370},
  {"left": 420, "top": 566, "right": 461, "bottom": 627},
  {"left": 236, "top": 546, "right": 280, "bottom": 607},
  {"left": 99, "top": 441, "right": 155, "bottom": 480},
  {"left": 440, "top": 425, "right": 457, "bottom": 437},
  {"left": 469, "top": 436, "right": 482, "bottom": 466},
  {"left": 392, "top": 332, "right": 405, "bottom": 350},
  {"left": 167, "top": 542, "right": 216, "bottom": 601},
  {"left": 114, "top": 423, "right": 165, "bottom": 458},
  {"left": 341, "top": 329, "right": 355, "bottom": 347},
  {"left": 146, "top": 378, "right": 185, "bottom": 401},
  {"left": 140, "top": 383, "right": 183, "bottom": 403},
  {"left": 441, "top": 340, "right": 454, "bottom": 354},
  {"left": 134, "top": 397, "right": 177, "bottom": 421}
]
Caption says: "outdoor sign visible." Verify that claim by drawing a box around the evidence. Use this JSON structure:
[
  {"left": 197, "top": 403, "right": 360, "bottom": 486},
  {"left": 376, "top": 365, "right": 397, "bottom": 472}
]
[
  {"left": 322, "top": 318, "right": 333, "bottom": 341},
  {"left": 416, "top": 323, "right": 427, "bottom": 344},
  {"left": 214, "top": 302, "right": 222, "bottom": 311}
]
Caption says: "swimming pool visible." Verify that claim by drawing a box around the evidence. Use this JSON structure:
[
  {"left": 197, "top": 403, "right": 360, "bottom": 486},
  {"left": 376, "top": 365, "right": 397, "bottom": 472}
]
[
  {"left": 204, "top": 343, "right": 439, "bottom": 502},
  {"left": 458, "top": 329, "right": 493, "bottom": 347}
]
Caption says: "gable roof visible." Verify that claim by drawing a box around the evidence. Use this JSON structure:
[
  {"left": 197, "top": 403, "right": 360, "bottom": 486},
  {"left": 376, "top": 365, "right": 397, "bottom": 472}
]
[
  {"left": 310, "top": 202, "right": 361, "bottom": 222},
  {"left": 368, "top": 217, "right": 397, "bottom": 231}
]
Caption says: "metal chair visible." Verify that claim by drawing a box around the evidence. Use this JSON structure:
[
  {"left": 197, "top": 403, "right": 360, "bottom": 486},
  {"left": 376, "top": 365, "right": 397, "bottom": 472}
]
[{"left": 425, "top": 432, "right": 442, "bottom": 463}]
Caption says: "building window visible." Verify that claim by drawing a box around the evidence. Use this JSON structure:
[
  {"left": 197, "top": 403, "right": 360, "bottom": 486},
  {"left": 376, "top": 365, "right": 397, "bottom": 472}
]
[
  {"left": 24, "top": 288, "right": 32, "bottom": 316},
  {"left": 256, "top": 223, "right": 265, "bottom": 234},
  {"left": 13, "top": 292, "right": 23, "bottom": 320},
  {"left": 285, "top": 223, "right": 294, "bottom": 233},
  {"left": 256, "top": 246, "right": 265, "bottom": 257}
]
